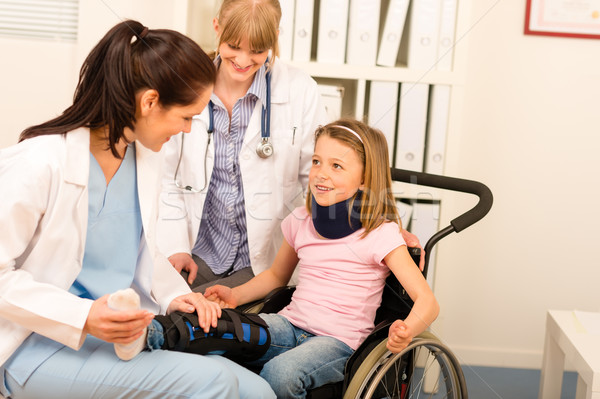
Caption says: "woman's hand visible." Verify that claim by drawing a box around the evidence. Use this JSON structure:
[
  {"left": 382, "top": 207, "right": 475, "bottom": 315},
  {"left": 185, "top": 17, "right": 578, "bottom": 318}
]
[
  {"left": 84, "top": 295, "right": 154, "bottom": 344},
  {"left": 168, "top": 252, "right": 198, "bottom": 284},
  {"left": 386, "top": 319, "right": 414, "bottom": 353},
  {"left": 204, "top": 285, "right": 238, "bottom": 309},
  {"left": 167, "top": 292, "right": 222, "bottom": 333},
  {"left": 400, "top": 229, "right": 425, "bottom": 271}
]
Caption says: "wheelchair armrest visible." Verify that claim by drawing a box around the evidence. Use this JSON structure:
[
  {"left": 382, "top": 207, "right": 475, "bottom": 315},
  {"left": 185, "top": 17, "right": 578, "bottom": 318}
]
[{"left": 238, "top": 286, "right": 295, "bottom": 314}]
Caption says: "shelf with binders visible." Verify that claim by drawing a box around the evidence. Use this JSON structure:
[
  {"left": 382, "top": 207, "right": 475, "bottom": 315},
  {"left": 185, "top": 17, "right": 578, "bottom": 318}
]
[
  {"left": 284, "top": 0, "right": 463, "bottom": 78},
  {"left": 290, "top": 61, "right": 459, "bottom": 86}
]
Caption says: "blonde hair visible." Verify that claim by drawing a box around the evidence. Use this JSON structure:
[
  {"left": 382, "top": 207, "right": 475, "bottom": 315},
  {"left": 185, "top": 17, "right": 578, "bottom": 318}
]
[
  {"left": 216, "top": 0, "right": 281, "bottom": 60},
  {"left": 306, "top": 119, "right": 401, "bottom": 237}
]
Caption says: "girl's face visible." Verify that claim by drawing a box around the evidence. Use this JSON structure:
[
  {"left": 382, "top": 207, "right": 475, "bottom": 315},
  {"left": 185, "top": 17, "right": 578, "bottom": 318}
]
[
  {"left": 133, "top": 86, "right": 212, "bottom": 152},
  {"left": 217, "top": 37, "right": 269, "bottom": 86},
  {"left": 309, "top": 135, "right": 365, "bottom": 207}
]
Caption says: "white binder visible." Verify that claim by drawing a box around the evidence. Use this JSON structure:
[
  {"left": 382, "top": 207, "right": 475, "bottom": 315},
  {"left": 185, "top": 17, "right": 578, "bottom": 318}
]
[
  {"left": 376, "top": 0, "right": 410, "bottom": 67},
  {"left": 346, "top": 0, "right": 381, "bottom": 66},
  {"left": 425, "top": 85, "right": 450, "bottom": 175},
  {"left": 396, "top": 200, "right": 413, "bottom": 230},
  {"left": 410, "top": 202, "right": 440, "bottom": 288},
  {"left": 406, "top": 0, "right": 442, "bottom": 70},
  {"left": 279, "top": 0, "right": 296, "bottom": 62},
  {"left": 395, "top": 83, "right": 429, "bottom": 172},
  {"left": 316, "top": 0, "right": 350, "bottom": 64},
  {"left": 292, "top": 0, "right": 314, "bottom": 62},
  {"left": 436, "top": 0, "right": 457, "bottom": 71},
  {"left": 317, "top": 83, "right": 344, "bottom": 122},
  {"left": 368, "top": 80, "right": 399, "bottom": 165}
]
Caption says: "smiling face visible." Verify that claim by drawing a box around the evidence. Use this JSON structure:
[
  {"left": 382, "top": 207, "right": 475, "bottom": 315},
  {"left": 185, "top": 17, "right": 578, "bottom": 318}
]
[
  {"left": 309, "top": 135, "right": 365, "bottom": 207},
  {"left": 132, "top": 86, "right": 212, "bottom": 152},
  {"left": 217, "top": 37, "right": 269, "bottom": 87}
]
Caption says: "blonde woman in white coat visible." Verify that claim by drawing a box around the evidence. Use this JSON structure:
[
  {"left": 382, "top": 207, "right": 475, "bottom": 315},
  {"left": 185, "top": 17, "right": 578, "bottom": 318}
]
[
  {"left": 0, "top": 20, "right": 274, "bottom": 399},
  {"left": 158, "top": 0, "right": 329, "bottom": 293}
]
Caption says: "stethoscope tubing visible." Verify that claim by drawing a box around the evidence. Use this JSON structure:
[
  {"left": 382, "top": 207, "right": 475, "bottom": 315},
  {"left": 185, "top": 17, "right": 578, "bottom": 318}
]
[{"left": 174, "top": 64, "right": 272, "bottom": 192}]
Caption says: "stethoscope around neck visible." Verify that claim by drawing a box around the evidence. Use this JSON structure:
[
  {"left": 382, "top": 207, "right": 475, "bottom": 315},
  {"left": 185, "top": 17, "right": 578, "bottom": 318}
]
[{"left": 173, "top": 64, "right": 273, "bottom": 193}]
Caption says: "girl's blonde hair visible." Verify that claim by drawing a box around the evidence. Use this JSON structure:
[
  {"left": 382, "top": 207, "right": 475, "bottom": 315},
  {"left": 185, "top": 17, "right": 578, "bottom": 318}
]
[
  {"left": 216, "top": 0, "right": 281, "bottom": 60},
  {"left": 305, "top": 119, "right": 401, "bottom": 236}
]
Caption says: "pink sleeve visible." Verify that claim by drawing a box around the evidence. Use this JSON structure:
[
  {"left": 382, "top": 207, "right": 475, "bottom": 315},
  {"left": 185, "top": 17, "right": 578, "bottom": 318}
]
[
  {"left": 280, "top": 207, "right": 306, "bottom": 250},
  {"left": 369, "top": 221, "right": 406, "bottom": 266}
]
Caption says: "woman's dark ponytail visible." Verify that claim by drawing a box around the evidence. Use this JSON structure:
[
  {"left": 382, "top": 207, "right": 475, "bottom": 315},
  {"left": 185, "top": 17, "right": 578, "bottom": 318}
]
[{"left": 20, "top": 20, "right": 216, "bottom": 158}]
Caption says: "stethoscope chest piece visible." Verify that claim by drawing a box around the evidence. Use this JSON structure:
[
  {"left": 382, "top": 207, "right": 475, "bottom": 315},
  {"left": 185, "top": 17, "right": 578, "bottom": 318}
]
[{"left": 256, "top": 137, "right": 273, "bottom": 158}]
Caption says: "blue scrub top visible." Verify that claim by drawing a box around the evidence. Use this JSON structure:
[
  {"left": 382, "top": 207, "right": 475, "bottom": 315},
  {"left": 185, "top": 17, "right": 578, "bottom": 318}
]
[{"left": 2, "top": 143, "right": 143, "bottom": 390}]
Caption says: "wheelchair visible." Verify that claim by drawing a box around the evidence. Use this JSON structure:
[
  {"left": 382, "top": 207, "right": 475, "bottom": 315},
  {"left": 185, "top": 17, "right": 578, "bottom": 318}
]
[{"left": 242, "top": 167, "right": 493, "bottom": 399}]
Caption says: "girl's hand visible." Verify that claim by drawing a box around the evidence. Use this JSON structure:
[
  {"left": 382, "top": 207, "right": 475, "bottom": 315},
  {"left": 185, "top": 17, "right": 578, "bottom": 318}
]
[
  {"left": 387, "top": 319, "right": 413, "bottom": 353},
  {"left": 84, "top": 295, "right": 154, "bottom": 344},
  {"left": 204, "top": 285, "right": 237, "bottom": 309},
  {"left": 167, "top": 292, "right": 222, "bottom": 333}
]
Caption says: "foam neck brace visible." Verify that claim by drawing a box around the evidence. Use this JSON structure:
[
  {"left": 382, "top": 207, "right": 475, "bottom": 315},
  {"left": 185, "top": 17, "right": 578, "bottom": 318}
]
[{"left": 311, "top": 191, "right": 363, "bottom": 239}]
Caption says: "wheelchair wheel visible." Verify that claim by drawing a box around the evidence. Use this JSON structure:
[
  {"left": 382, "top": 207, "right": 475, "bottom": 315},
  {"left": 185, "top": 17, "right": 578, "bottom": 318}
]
[{"left": 344, "top": 331, "right": 467, "bottom": 399}]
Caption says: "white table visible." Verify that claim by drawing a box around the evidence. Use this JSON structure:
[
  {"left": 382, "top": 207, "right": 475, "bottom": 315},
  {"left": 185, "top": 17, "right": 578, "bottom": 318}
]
[{"left": 539, "top": 310, "right": 600, "bottom": 399}]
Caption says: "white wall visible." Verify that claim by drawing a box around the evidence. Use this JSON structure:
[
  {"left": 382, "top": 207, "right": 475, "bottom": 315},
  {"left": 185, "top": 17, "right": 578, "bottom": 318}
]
[
  {"left": 0, "top": 0, "right": 188, "bottom": 148},
  {"left": 0, "top": 39, "right": 76, "bottom": 148},
  {"left": 187, "top": 0, "right": 220, "bottom": 50},
  {"left": 435, "top": 0, "right": 600, "bottom": 368}
]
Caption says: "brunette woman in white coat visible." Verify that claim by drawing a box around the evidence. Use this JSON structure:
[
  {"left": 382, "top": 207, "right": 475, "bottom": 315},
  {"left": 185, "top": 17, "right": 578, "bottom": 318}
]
[
  {"left": 158, "top": 0, "right": 424, "bottom": 293},
  {"left": 0, "top": 20, "right": 274, "bottom": 399}
]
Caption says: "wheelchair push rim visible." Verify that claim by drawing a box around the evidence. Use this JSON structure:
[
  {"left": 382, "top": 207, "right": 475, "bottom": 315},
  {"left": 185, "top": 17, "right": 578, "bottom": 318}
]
[{"left": 344, "top": 332, "right": 468, "bottom": 399}]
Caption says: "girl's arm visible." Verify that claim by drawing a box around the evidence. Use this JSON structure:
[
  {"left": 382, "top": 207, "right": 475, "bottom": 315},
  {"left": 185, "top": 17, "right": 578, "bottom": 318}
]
[
  {"left": 384, "top": 245, "right": 440, "bottom": 353},
  {"left": 205, "top": 239, "right": 299, "bottom": 307}
]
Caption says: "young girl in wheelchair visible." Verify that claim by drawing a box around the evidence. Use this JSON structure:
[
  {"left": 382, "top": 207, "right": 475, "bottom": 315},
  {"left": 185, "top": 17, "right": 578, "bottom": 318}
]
[{"left": 205, "top": 119, "right": 440, "bottom": 398}]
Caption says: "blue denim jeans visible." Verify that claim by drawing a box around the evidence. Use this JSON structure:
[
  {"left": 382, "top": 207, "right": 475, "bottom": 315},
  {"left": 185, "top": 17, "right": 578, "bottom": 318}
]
[
  {"left": 250, "top": 313, "right": 354, "bottom": 399},
  {"left": 146, "top": 319, "right": 165, "bottom": 350}
]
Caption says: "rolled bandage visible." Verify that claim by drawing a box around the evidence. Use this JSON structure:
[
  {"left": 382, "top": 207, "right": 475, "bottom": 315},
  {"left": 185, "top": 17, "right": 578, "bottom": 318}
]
[{"left": 107, "top": 288, "right": 147, "bottom": 361}]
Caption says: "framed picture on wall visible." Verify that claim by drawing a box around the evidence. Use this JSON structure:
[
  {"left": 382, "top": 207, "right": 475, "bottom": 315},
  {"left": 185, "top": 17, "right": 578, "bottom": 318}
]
[{"left": 525, "top": 0, "right": 600, "bottom": 39}]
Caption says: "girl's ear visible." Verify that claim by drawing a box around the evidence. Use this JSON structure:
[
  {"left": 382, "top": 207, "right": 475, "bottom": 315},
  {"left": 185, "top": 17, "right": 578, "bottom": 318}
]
[
  {"left": 359, "top": 171, "right": 366, "bottom": 191},
  {"left": 139, "top": 89, "right": 159, "bottom": 116},
  {"left": 213, "top": 17, "right": 220, "bottom": 35}
]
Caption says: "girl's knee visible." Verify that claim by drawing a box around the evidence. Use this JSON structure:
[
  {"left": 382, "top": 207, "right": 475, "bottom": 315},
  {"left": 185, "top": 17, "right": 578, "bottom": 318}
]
[{"left": 260, "top": 359, "right": 306, "bottom": 399}]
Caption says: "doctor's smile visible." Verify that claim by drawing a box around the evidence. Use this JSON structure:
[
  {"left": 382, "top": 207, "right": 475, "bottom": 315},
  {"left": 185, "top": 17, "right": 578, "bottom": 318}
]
[{"left": 231, "top": 61, "right": 253, "bottom": 73}]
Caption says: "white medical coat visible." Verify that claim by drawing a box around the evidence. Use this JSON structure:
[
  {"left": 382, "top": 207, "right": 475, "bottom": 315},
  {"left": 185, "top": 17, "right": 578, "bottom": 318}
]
[
  {"left": 0, "top": 128, "right": 191, "bottom": 366},
  {"left": 157, "top": 60, "right": 329, "bottom": 276}
]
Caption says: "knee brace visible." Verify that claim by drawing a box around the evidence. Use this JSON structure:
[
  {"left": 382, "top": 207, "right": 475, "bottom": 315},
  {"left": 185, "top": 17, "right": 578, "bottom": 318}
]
[{"left": 154, "top": 308, "right": 270, "bottom": 363}]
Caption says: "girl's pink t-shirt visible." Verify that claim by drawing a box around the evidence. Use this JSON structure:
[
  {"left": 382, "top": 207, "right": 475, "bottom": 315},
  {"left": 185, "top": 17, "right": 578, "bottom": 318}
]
[{"left": 278, "top": 206, "right": 406, "bottom": 350}]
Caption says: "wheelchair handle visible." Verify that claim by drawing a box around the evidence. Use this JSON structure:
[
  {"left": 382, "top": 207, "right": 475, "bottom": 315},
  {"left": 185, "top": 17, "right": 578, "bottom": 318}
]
[{"left": 390, "top": 168, "right": 493, "bottom": 233}]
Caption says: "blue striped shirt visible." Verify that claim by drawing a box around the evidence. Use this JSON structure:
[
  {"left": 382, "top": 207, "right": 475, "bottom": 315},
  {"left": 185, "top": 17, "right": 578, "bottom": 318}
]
[{"left": 192, "top": 64, "right": 268, "bottom": 275}]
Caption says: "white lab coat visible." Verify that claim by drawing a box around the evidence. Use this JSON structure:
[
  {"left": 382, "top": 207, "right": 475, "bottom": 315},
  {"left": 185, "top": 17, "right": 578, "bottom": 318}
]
[
  {"left": 0, "top": 128, "right": 191, "bottom": 366},
  {"left": 157, "top": 60, "right": 329, "bottom": 276}
]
